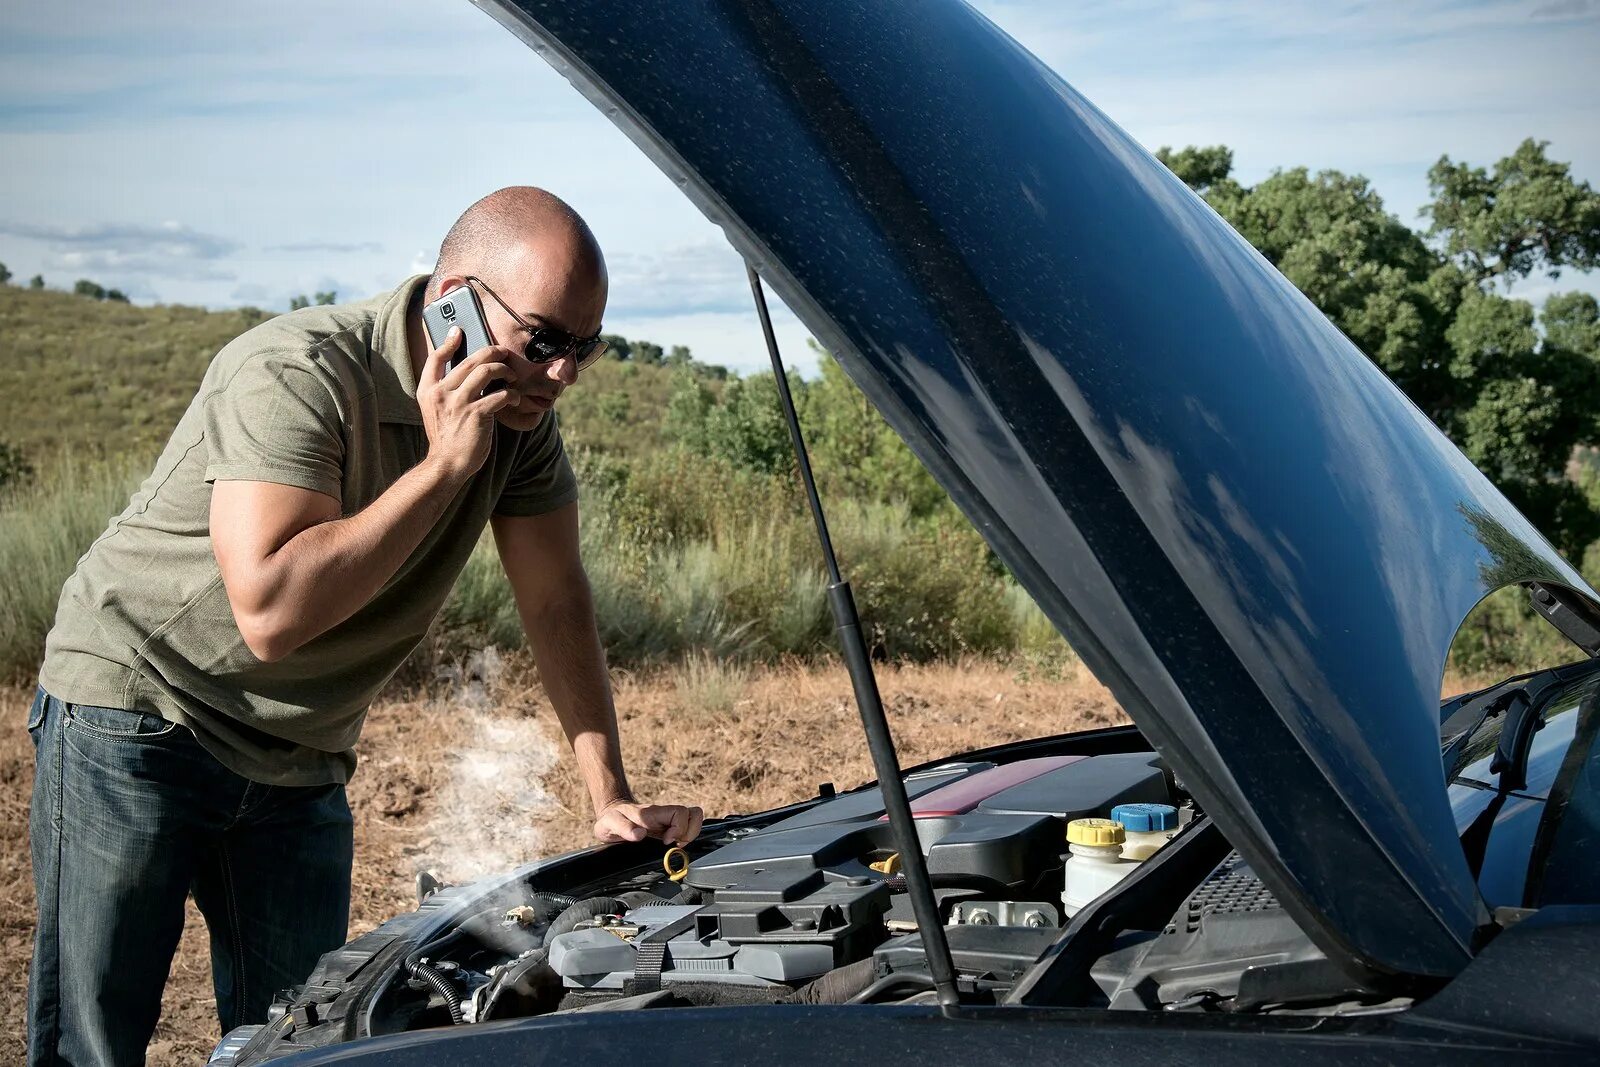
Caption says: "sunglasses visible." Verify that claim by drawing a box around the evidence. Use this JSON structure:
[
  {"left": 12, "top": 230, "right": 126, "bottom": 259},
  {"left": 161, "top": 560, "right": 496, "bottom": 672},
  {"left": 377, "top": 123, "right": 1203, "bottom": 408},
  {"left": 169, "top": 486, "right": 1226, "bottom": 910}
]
[{"left": 466, "top": 275, "right": 609, "bottom": 370}]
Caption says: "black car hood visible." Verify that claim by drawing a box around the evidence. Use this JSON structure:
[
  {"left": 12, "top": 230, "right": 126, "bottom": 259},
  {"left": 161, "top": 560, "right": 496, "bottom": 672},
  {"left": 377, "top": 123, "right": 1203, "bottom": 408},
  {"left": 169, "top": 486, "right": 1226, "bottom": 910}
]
[{"left": 478, "top": 0, "right": 1598, "bottom": 979}]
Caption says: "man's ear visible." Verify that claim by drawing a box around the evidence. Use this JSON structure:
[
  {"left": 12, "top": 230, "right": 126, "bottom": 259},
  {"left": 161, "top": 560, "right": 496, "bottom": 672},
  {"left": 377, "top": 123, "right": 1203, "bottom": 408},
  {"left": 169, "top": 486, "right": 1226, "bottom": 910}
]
[{"left": 435, "top": 274, "right": 469, "bottom": 297}]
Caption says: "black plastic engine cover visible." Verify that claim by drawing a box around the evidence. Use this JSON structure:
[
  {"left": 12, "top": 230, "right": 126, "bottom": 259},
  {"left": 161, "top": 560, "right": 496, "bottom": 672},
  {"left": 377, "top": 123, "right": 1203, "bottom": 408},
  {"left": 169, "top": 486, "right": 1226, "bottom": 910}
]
[
  {"left": 686, "top": 813, "right": 1060, "bottom": 892},
  {"left": 976, "top": 753, "right": 1169, "bottom": 819},
  {"left": 694, "top": 871, "right": 891, "bottom": 965}
]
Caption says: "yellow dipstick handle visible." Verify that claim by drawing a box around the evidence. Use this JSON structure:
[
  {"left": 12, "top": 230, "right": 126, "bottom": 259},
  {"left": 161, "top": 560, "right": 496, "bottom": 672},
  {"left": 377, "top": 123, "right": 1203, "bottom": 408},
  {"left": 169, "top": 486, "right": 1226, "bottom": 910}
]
[{"left": 664, "top": 846, "right": 690, "bottom": 883}]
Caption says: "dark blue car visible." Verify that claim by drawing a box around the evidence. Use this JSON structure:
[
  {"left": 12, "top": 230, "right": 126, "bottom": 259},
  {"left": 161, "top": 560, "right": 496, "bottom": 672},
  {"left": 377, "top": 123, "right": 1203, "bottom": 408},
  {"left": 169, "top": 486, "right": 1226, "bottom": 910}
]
[{"left": 216, "top": 2, "right": 1600, "bottom": 1063}]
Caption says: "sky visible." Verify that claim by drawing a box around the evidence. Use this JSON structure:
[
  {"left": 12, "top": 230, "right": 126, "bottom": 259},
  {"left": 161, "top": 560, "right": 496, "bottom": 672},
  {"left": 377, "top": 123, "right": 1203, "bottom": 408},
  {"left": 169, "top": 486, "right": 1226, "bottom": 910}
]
[{"left": 1, "top": 0, "right": 1597, "bottom": 375}]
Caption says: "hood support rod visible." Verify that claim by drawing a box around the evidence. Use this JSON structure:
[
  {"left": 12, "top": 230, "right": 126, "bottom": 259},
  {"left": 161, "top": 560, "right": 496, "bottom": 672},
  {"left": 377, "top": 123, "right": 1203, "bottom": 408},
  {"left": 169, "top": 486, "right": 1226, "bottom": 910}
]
[{"left": 746, "top": 263, "right": 961, "bottom": 1013}]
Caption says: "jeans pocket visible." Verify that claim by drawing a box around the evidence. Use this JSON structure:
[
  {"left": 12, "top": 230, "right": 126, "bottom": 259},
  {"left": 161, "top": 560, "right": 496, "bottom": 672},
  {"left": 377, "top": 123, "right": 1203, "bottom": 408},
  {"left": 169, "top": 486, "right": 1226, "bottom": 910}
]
[
  {"left": 27, "top": 687, "right": 48, "bottom": 733},
  {"left": 64, "top": 702, "right": 181, "bottom": 742}
]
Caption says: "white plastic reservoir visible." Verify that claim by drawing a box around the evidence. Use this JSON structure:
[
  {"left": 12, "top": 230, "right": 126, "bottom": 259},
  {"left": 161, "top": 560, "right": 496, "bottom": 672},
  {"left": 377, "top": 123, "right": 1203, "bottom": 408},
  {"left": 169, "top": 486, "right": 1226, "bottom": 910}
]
[
  {"left": 1061, "top": 818, "right": 1135, "bottom": 918},
  {"left": 1110, "top": 802, "right": 1181, "bottom": 861}
]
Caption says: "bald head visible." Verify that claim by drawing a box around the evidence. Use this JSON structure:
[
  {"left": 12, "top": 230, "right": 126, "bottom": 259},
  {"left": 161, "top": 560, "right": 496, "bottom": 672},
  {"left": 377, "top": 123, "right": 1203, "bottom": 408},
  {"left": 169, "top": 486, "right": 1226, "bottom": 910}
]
[{"left": 426, "top": 187, "right": 607, "bottom": 334}]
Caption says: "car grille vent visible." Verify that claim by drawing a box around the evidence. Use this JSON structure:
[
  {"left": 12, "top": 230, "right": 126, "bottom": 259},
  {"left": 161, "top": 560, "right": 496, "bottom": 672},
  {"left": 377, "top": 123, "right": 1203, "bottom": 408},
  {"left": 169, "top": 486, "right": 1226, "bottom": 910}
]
[{"left": 1169, "top": 850, "right": 1282, "bottom": 935}]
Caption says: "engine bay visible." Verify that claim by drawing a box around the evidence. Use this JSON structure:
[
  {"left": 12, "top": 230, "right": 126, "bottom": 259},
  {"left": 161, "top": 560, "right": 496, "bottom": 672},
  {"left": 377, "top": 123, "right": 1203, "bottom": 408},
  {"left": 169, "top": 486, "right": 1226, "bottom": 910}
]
[{"left": 232, "top": 740, "right": 1393, "bottom": 1061}]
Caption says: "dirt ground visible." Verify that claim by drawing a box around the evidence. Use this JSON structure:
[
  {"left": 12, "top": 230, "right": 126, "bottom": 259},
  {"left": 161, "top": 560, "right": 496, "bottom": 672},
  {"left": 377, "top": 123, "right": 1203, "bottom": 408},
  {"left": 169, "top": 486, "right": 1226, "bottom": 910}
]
[{"left": 0, "top": 656, "right": 1127, "bottom": 1065}]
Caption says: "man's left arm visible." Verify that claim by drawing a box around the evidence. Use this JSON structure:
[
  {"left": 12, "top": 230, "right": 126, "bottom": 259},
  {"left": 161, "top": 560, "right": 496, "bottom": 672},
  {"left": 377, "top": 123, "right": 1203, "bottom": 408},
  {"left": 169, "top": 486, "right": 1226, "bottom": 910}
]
[{"left": 491, "top": 503, "right": 703, "bottom": 846}]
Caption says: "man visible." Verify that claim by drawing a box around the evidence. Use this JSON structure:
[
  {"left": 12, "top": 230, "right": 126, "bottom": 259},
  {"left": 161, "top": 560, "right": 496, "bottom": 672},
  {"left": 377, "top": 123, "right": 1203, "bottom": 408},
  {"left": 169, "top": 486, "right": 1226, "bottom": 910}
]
[{"left": 26, "top": 187, "right": 702, "bottom": 1065}]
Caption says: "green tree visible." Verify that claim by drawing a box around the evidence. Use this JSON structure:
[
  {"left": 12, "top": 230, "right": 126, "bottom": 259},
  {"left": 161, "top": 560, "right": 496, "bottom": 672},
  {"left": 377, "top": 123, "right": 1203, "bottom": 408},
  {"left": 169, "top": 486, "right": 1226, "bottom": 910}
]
[
  {"left": 73, "top": 279, "right": 107, "bottom": 300},
  {"left": 288, "top": 294, "right": 311, "bottom": 311},
  {"left": 664, "top": 370, "right": 716, "bottom": 454},
  {"left": 1160, "top": 141, "right": 1600, "bottom": 553},
  {"left": 0, "top": 262, "right": 11, "bottom": 285},
  {"left": 106, "top": 289, "right": 129, "bottom": 303},
  {"left": 28, "top": 275, "right": 44, "bottom": 290},
  {"left": 1424, "top": 138, "right": 1600, "bottom": 286},
  {"left": 600, "top": 334, "right": 666, "bottom": 365},
  {"left": 314, "top": 290, "right": 337, "bottom": 306},
  {"left": 695, "top": 372, "right": 797, "bottom": 475},
  {"left": 804, "top": 348, "right": 946, "bottom": 516},
  {"left": 600, "top": 333, "right": 633, "bottom": 360},
  {"left": 1154, "top": 145, "right": 1234, "bottom": 194},
  {"left": 664, "top": 346, "right": 950, "bottom": 518}
]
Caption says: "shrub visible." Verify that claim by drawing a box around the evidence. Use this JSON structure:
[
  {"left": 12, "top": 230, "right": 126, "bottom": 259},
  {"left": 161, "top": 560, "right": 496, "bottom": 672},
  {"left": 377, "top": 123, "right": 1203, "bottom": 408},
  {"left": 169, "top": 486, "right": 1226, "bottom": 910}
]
[
  {"left": 671, "top": 652, "right": 750, "bottom": 717},
  {"left": 0, "top": 457, "right": 144, "bottom": 683},
  {"left": 831, "top": 502, "right": 1015, "bottom": 660},
  {"left": 425, "top": 452, "right": 1034, "bottom": 669}
]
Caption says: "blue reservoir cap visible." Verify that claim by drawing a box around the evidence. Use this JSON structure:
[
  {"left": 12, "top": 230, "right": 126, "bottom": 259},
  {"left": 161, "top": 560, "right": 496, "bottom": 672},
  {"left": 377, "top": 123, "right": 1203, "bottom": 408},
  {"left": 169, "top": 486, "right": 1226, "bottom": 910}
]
[{"left": 1111, "top": 803, "right": 1178, "bottom": 832}]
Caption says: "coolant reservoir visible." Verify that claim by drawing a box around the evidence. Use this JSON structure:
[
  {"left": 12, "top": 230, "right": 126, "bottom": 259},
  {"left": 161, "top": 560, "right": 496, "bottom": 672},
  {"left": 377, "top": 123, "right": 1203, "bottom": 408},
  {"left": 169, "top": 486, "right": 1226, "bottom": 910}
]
[
  {"left": 1062, "top": 818, "right": 1134, "bottom": 918},
  {"left": 1110, "top": 802, "right": 1180, "bottom": 861}
]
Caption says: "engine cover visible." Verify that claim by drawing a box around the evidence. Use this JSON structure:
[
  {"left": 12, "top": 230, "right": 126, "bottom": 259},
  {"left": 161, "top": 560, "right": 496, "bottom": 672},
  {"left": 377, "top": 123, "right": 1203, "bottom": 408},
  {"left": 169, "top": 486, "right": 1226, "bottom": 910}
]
[{"left": 548, "top": 874, "right": 890, "bottom": 992}]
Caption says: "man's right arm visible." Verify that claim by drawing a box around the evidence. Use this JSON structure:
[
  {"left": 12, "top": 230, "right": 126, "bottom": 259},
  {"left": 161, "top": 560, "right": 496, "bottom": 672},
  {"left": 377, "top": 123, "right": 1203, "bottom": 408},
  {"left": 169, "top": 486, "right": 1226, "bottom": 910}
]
[{"left": 209, "top": 328, "right": 521, "bottom": 663}]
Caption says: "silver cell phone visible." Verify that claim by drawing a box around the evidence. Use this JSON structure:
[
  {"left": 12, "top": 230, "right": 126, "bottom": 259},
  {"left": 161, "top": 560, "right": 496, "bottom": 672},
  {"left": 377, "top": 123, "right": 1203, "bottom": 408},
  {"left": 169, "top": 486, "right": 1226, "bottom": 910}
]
[{"left": 421, "top": 285, "right": 504, "bottom": 391}]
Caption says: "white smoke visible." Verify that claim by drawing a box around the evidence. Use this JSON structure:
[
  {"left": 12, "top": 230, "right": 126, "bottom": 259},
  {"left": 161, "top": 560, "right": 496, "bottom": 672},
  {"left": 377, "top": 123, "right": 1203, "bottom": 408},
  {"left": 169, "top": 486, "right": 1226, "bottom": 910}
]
[{"left": 422, "top": 648, "right": 562, "bottom": 881}]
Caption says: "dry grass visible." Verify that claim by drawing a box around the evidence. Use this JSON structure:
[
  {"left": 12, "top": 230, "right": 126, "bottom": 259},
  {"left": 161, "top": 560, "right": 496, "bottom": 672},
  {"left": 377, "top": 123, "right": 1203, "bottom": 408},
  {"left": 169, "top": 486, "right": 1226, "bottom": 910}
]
[{"left": 0, "top": 655, "right": 1123, "bottom": 1065}]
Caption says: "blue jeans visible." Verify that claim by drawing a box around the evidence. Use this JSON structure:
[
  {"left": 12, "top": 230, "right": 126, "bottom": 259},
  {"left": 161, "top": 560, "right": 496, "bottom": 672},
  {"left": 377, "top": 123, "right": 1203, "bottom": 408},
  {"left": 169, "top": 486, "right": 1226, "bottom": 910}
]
[{"left": 27, "top": 687, "right": 353, "bottom": 1066}]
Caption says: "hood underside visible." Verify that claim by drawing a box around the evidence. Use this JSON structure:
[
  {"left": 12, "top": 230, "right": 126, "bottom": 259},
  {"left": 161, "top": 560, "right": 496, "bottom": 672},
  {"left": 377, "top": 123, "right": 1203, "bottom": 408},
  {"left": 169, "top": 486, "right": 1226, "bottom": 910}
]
[{"left": 479, "top": 0, "right": 1598, "bottom": 979}]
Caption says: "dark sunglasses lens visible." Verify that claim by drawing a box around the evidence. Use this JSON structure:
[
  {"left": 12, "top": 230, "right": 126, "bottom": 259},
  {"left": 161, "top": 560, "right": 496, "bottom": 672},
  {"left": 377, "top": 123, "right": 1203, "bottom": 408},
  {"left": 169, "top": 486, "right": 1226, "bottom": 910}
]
[
  {"left": 525, "top": 327, "right": 605, "bottom": 368},
  {"left": 525, "top": 328, "right": 568, "bottom": 362}
]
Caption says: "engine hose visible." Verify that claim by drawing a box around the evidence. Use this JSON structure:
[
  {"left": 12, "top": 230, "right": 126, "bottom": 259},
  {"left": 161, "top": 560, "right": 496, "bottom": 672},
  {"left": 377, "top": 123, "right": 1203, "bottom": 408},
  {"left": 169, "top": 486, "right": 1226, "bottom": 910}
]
[
  {"left": 616, "top": 889, "right": 667, "bottom": 910},
  {"left": 669, "top": 886, "right": 704, "bottom": 906},
  {"left": 403, "top": 929, "right": 466, "bottom": 972},
  {"left": 845, "top": 970, "right": 938, "bottom": 1005},
  {"left": 409, "top": 959, "right": 465, "bottom": 1024},
  {"left": 785, "top": 958, "right": 878, "bottom": 1005},
  {"left": 528, "top": 892, "right": 578, "bottom": 923},
  {"left": 546, "top": 896, "right": 629, "bottom": 941}
]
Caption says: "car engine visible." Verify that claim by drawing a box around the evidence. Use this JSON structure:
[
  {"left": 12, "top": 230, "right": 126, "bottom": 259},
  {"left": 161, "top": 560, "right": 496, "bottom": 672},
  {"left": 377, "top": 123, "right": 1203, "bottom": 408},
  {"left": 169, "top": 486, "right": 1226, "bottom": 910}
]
[{"left": 225, "top": 742, "right": 1379, "bottom": 1062}]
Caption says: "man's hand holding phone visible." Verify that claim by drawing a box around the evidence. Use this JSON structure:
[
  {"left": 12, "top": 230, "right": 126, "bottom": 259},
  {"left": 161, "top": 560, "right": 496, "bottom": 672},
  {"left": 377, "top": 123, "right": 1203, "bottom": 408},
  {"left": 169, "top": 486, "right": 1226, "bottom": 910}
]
[{"left": 418, "top": 326, "right": 522, "bottom": 483}]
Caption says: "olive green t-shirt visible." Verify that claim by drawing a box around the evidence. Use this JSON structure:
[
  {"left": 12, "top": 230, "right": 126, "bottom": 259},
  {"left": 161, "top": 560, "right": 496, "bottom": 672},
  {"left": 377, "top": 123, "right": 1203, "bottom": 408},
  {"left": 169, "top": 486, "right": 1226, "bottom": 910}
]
[{"left": 39, "top": 275, "right": 577, "bottom": 786}]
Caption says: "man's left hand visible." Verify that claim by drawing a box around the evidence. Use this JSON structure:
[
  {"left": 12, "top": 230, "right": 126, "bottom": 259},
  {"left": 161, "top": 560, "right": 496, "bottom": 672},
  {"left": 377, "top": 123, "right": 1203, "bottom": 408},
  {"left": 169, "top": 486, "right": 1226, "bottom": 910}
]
[{"left": 593, "top": 800, "right": 705, "bottom": 847}]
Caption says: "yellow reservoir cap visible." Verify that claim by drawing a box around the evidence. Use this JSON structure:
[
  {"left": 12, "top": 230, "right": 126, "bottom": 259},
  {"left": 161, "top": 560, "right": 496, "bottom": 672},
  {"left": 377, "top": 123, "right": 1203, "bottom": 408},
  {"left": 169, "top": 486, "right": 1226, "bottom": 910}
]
[{"left": 1067, "top": 818, "right": 1125, "bottom": 846}]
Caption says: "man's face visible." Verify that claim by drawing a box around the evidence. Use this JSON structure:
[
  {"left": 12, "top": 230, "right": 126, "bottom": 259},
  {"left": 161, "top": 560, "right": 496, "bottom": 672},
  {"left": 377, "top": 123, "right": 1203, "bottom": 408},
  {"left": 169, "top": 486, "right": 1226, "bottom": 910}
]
[{"left": 453, "top": 239, "right": 607, "bottom": 432}]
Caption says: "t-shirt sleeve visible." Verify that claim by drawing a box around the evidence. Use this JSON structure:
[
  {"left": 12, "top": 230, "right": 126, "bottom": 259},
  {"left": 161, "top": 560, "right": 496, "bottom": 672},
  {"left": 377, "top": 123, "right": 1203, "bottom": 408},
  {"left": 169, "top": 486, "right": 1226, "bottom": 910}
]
[
  {"left": 494, "top": 412, "right": 579, "bottom": 517},
  {"left": 202, "top": 350, "right": 346, "bottom": 502}
]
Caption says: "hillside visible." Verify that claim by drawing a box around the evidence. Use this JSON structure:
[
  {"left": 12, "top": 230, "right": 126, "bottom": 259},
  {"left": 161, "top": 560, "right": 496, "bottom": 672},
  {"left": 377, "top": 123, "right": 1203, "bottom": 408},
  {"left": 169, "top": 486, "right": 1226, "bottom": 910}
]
[
  {"left": 0, "top": 285, "right": 696, "bottom": 469},
  {"left": 0, "top": 288, "right": 270, "bottom": 462}
]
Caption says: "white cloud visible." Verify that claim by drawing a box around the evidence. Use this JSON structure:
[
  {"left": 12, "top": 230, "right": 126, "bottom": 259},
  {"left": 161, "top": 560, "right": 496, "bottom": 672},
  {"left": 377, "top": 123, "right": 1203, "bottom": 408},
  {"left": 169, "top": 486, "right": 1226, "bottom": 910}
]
[
  {"left": 45, "top": 249, "right": 236, "bottom": 282},
  {"left": 1530, "top": 0, "right": 1600, "bottom": 18},
  {"left": 0, "top": 219, "right": 239, "bottom": 260},
  {"left": 607, "top": 241, "right": 752, "bottom": 317},
  {"left": 266, "top": 241, "right": 385, "bottom": 255},
  {"left": 0, "top": 219, "right": 241, "bottom": 287}
]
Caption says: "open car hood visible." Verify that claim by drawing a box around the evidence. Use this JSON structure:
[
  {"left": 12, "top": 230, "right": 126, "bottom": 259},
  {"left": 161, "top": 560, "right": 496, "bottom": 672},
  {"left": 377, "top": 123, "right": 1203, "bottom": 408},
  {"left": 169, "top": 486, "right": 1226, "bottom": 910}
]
[{"left": 479, "top": 0, "right": 1599, "bottom": 980}]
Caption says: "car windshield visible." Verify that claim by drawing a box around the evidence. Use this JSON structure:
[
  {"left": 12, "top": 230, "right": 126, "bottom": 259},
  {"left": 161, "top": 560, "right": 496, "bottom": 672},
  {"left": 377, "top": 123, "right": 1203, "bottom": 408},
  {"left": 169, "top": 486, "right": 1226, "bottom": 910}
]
[{"left": 1444, "top": 666, "right": 1600, "bottom": 908}]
